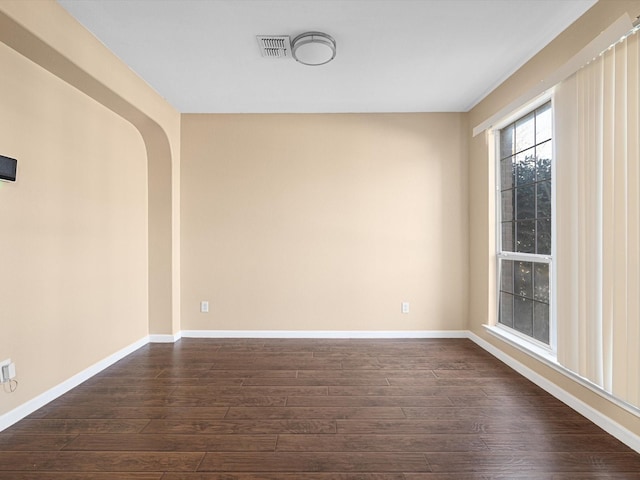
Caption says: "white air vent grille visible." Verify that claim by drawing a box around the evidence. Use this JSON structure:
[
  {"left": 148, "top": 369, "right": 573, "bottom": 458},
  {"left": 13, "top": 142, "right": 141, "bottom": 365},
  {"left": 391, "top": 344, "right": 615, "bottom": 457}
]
[{"left": 257, "top": 36, "right": 291, "bottom": 58}]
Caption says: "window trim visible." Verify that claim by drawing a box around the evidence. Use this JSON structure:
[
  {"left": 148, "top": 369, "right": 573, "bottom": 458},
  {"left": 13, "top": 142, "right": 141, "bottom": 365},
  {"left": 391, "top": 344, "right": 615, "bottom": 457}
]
[{"left": 491, "top": 92, "right": 557, "bottom": 355}]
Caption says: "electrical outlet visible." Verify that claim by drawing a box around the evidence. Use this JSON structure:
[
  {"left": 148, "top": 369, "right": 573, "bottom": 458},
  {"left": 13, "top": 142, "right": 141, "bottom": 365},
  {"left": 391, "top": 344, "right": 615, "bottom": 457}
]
[
  {"left": 0, "top": 359, "right": 16, "bottom": 383},
  {"left": 401, "top": 302, "right": 410, "bottom": 314},
  {"left": 200, "top": 301, "right": 209, "bottom": 313}
]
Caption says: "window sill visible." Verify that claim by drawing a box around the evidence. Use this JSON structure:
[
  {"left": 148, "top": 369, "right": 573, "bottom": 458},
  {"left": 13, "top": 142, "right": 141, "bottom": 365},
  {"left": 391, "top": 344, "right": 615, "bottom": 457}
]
[{"left": 483, "top": 324, "right": 556, "bottom": 365}]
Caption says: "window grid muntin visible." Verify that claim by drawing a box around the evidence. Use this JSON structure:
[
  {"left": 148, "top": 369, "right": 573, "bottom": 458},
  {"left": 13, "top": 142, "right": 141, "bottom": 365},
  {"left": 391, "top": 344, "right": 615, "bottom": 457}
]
[{"left": 496, "top": 101, "right": 553, "bottom": 348}]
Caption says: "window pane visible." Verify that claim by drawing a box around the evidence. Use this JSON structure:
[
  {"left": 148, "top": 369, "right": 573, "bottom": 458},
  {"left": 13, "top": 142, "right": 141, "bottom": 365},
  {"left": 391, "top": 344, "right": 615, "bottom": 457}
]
[
  {"left": 535, "top": 103, "right": 552, "bottom": 143},
  {"left": 515, "top": 111, "right": 535, "bottom": 152},
  {"left": 501, "top": 157, "right": 515, "bottom": 189},
  {"left": 533, "top": 301, "right": 550, "bottom": 344},
  {"left": 501, "top": 190, "right": 514, "bottom": 221},
  {"left": 516, "top": 184, "right": 535, "bottom": 220},
  {"left": 536, "top": 140, "right": 552, "bottom": 181},
  {"left": 536, "top": 181, "right": 552, "bottom": 219},
  {"left": 500, "top": 292, "right": 514, "bottom": 328},
  {"left": 500, "top": 124, "right": 515, "bottom": 159},
  {"left": 516, "top": 220, "right": 536, "bottom": 253},
  {"left": 497, "top": 101, "right": 552, "bottom": 346},
  {"left": 501, "top": 260, "right": 514, "bottom": 292},
  {"left": 534, "top": 263, "right": 549, "bottom": 303},
  {"left": 514, "top": 296, "right": 533, "bottom": 336},
  {"left": 514, "top": 261, "right": 533, "bottom": 298},
  {"left": 502, "top": 222, "right": 514, "bottom": 251},
  {"left": 536, "top": 218, "right": 552, "bottom": 255},
  {"left": 516, "top": 149, "right": 536, "bottom": 186}
]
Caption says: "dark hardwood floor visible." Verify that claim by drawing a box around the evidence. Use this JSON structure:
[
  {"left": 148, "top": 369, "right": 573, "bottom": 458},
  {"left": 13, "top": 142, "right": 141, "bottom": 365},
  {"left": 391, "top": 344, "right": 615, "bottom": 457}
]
[{"left": 1, "top": 338, "right": 640, "bottom": 479}]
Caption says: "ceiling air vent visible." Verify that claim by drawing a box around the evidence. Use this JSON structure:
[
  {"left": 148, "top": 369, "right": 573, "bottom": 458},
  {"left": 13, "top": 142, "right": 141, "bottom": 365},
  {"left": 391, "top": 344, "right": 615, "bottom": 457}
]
[{"left": 257, "top": 36, "right": 291, "bottom": 58}]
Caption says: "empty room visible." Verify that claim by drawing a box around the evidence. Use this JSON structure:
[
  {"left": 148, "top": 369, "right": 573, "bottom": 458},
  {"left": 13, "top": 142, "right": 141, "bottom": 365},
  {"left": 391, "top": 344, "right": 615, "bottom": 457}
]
[{"left": 1, "top": 0, "right": 640, "bottom": 477}]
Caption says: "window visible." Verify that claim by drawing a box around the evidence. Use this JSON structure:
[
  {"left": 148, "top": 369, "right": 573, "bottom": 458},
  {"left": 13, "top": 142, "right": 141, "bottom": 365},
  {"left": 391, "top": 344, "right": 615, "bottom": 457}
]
[{"left": 497, "top": 101, "right": 553, "bottom": 347}]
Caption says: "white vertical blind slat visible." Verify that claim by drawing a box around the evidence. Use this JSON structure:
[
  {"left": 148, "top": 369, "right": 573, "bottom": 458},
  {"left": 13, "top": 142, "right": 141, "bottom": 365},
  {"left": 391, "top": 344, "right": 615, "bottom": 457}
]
[
  {"left": 555, "top": 74, "right": 579, "bottom": 372},
  {"left": 625, "top": 32, "right": 640, "bottom": 406},
  {"left": 611, "top": 39, "right": 629, "bottom": 399},
  {"left": 601, "top": 44, "right": 615, "bottom": 393}
]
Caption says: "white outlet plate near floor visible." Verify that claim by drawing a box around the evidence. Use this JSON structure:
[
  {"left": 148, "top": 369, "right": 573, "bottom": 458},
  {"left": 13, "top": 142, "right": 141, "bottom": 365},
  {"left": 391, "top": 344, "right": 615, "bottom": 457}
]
[{"left": 0, "top": 359, "right": 15, "bottom": 383}]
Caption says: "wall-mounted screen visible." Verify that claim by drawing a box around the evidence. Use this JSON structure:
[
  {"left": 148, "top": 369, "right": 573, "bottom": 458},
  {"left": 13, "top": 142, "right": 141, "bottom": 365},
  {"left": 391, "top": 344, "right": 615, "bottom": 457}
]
[{"left": 0, "top": 155, "right": 17, "bottom": 182}]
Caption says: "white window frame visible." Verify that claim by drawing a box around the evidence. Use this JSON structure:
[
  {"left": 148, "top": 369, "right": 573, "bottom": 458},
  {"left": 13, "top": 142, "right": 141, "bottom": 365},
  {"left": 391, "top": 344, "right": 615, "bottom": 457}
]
[{"left": 491, "top": 92, "right": 557, "bottom": 356}]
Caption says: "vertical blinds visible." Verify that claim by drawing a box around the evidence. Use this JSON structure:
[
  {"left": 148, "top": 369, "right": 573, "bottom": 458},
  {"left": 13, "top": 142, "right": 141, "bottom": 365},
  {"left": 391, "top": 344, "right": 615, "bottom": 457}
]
[{"left": 555, "top": 28, "right": 640, "bottom": 406}]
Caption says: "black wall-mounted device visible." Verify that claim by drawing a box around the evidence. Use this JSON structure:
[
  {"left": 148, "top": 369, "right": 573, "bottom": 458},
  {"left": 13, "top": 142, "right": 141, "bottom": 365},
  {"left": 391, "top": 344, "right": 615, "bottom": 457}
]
[{"left": 0, "top": 155, "right": 17, "bottom": 182}]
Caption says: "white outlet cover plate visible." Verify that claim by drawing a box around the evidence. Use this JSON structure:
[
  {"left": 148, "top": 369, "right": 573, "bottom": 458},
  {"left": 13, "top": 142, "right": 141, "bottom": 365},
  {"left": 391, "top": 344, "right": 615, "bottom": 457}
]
[
  {"left": 1, "top": 362, "right": 16, "bottom": 382},
  {"left": 0, "top": 359, "right": 14, "bottom": 382}
]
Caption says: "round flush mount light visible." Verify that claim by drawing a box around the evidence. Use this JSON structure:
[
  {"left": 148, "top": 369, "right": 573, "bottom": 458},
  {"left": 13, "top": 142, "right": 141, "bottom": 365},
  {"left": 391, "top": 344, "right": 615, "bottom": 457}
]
[{"left": 291, "top": 32, "right": 336, "bottom": 66}]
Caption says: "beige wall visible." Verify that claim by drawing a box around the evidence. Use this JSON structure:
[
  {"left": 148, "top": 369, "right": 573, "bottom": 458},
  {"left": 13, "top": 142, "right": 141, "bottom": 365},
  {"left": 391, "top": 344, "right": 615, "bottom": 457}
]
[
  {"left": 181, "top": 114, "right": 468, "bottom": 332},
  {"left": 0, "top": 0, "right": 182, "bottom": 337},
  {"left": 0, "top": 0, "right": 181, "bottom": 420},
  {"left": 0, "top": 42, "right": 148, "bottom": 416},
  {"left": 467, "top": 0, "right": 640, "bottom": 438}
]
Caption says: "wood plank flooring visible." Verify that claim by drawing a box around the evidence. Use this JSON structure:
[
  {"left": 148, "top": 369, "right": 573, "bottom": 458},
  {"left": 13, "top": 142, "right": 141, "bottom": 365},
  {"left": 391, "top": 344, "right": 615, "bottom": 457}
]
[{"left": 1, "top": 338, "right": 640, "bottom": 479}]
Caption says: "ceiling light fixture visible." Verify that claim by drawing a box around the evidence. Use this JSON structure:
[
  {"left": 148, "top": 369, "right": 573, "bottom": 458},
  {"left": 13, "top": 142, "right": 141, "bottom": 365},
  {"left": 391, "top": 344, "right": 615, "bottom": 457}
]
[{"left": 291, "top": 32, "right": 336, "bottom": 66}]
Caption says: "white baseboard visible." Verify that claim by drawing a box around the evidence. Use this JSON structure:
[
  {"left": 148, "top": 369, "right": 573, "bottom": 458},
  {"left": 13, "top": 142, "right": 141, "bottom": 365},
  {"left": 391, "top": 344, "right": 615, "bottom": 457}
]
[
  {"left": 0, "top": 336, "right": 149, "bottom": 432},
  {"left": 148, "top": 332, "right": 182, "bottom": 343},
  {"left": 468, "top": 331, "right": 640, "bottom": 454},
  {"left": 180, "top": 329, "right": 468, "bottom": 339}
]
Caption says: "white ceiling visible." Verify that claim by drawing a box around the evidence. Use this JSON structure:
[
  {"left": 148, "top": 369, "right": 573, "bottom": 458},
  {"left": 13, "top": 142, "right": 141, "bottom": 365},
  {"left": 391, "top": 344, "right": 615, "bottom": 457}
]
[{"left": 57, "top": 0, "right": 597, "bottom": 113}]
